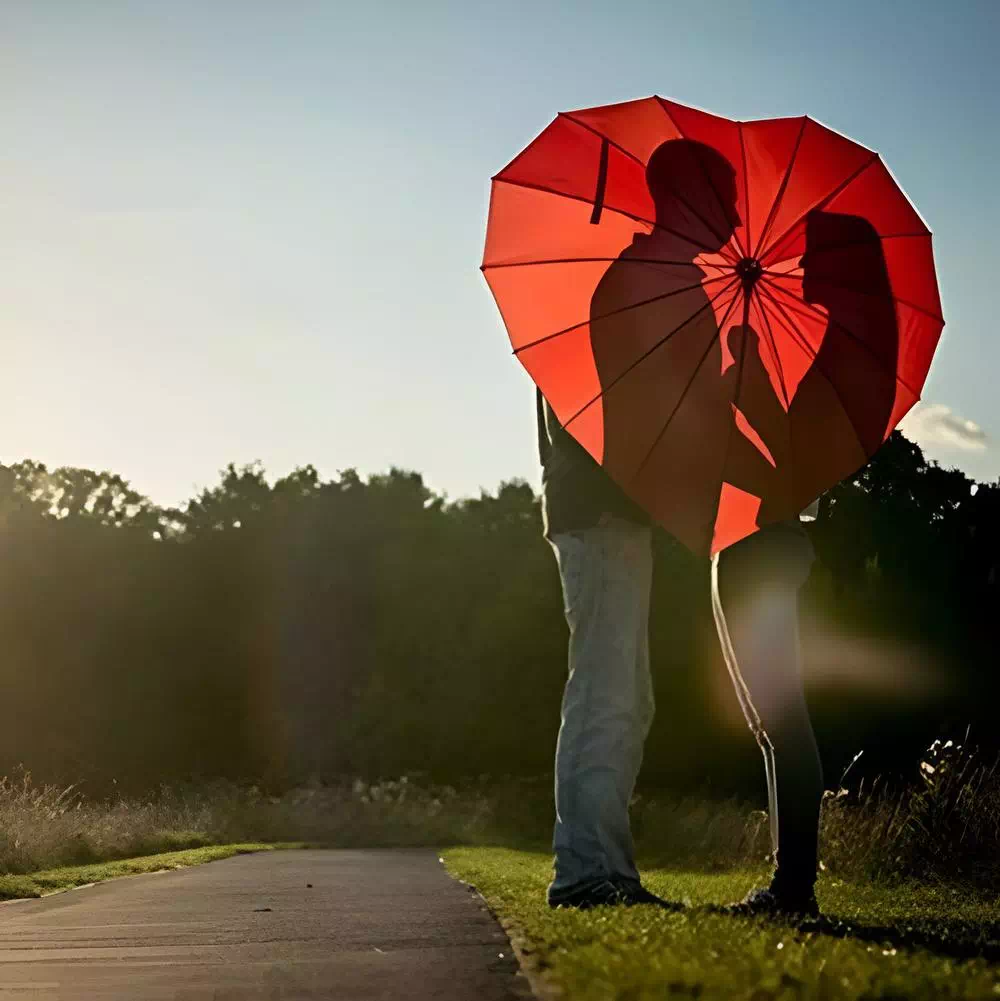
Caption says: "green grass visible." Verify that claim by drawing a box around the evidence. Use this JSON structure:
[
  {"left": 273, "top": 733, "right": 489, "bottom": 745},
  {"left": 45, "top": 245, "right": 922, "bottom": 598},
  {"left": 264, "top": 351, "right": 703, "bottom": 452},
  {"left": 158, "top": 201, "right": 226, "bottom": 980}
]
[
  {"left": 0, "top": 842, "right": 303, "bottom": 901},
  {"left": 443, "top": 846, "right": 1000, "bottom": 1001}
]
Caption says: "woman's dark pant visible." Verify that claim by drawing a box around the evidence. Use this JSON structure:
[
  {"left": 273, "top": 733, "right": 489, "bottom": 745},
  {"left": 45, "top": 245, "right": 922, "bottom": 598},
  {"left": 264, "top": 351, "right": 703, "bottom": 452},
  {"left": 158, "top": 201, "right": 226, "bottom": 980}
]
[{"left": 715, "top": 522, "right": 824, "bottom": 889}]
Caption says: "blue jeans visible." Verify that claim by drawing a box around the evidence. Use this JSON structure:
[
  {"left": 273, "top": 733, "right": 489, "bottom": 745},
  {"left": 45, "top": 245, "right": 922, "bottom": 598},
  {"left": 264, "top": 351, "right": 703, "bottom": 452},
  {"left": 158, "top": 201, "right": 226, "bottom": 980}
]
[{"left": 547, "top": 514, "right": 654, "bottom": 901}]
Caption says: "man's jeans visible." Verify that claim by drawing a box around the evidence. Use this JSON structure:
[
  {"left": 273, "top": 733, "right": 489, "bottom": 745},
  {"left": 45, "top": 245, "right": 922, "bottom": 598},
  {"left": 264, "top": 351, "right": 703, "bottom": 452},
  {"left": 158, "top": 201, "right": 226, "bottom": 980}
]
[{"left": 547, "top": 515, "right": 654, "bottom": 901}]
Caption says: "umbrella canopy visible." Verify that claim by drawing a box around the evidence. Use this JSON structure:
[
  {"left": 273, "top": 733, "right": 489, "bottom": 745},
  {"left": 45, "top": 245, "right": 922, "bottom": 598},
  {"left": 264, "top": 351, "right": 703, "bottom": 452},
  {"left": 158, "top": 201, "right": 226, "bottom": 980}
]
[{"left": 482, "top": 97, "right": 943, "bottom": 556}]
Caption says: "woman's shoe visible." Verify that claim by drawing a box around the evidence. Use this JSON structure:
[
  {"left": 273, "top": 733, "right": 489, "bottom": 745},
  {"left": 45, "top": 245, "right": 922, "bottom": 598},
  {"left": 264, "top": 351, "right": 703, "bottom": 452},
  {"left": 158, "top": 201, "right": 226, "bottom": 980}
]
[{"left": 726, "top": 884, "right": 819, "bottom": 920}]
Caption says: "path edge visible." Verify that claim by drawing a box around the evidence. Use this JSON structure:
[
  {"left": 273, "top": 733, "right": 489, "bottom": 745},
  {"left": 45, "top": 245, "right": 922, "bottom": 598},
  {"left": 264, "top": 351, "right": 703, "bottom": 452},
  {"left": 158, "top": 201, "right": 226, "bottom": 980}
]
[{"left": 453, "top": 874, "right": 563, "bottom": 1001}]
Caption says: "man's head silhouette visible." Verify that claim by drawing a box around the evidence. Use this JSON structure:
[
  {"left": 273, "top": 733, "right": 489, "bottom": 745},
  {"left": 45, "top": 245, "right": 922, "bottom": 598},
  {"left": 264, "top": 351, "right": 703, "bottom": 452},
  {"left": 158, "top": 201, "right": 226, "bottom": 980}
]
[{"left": 645, "top": 139, "right": 740, "bottom": 255}]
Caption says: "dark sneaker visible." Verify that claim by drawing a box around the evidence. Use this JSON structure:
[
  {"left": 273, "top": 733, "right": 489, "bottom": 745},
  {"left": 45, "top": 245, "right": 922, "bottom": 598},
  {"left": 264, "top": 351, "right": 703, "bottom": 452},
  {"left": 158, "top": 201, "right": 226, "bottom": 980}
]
[
  {"left": 549, "top": 877, "right": 682, "bottom": 911},
  {"left": 726, "top": 885, "right": 819, "bottom": 920},
  {"left": 548, "top": 878, "right": 628, "bottom": 910},
  {"left": 617, "top": 880, "right": 683, "bottom": 911}
]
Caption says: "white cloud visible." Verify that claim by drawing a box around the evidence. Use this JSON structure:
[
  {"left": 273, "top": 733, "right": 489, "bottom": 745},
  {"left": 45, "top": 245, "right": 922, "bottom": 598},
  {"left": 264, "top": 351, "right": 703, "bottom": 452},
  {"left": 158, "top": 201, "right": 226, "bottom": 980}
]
[{"left": 899, "top": 403, "right": 989, "bottom": 452}]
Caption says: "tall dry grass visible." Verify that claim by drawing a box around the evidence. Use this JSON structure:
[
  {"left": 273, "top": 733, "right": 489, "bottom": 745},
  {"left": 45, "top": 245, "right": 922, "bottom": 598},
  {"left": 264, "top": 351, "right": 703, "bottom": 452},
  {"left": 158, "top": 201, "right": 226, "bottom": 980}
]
[
  {"left": 634, "top": 736, "right": 1000, "bottom": 889},
  {"left": 2, "top": 738, "right": 998, "bottom": 888},
  {"left": 0, "top": 770, "right": 524, "bottom": 874},
  {"left": 819, "top": 735, "right": 1000, "bottom": 887}
]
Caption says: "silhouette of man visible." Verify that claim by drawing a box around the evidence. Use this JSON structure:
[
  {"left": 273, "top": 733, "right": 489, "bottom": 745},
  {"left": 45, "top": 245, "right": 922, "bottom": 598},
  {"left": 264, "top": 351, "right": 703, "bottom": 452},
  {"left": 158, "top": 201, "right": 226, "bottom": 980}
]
[
  {"left": 540, "top": 138, "right": 747, "bottom": 910},
  {"left": 589, "top": 138, "right": 770, "bottom": 556}
]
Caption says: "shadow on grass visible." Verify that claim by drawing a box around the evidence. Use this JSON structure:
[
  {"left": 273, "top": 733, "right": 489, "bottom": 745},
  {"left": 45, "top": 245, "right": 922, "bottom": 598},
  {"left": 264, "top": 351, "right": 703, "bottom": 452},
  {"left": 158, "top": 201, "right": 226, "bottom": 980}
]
[
  {"left": 706, "top": 905, "right": 1000, "bottom": 963},
  {"left": 813, "top": 913, "right": 1000, "bottom": 963}
]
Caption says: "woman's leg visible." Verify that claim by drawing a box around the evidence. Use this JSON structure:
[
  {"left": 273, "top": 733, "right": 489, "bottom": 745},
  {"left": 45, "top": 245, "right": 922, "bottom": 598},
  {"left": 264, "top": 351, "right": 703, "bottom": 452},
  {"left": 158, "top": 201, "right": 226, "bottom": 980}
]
[{"left": 715, "top": 523, "right": 823, "bottom": 903}]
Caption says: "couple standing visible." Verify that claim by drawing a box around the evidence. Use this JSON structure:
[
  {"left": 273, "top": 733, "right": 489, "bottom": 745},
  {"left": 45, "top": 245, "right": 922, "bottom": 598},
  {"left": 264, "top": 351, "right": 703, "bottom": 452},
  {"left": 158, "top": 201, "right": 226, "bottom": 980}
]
[{"left": 537, "top": 138, "right": 897, "bottom": 917}]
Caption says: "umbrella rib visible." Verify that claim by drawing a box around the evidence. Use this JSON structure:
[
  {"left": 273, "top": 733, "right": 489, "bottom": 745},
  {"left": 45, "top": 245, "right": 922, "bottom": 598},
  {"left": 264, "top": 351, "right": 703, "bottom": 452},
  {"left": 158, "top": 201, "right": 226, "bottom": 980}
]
[
  {"left": 756, "top": 282, "right": 900, "bottom": 382},
  {"left": 758, "top": 154, "right": 880, "bottom": 265},
  {"left": 513, "top": 273, "right": 735, "bottom": 356},
  {"left": 750, "top": 285, "right": 823, "bottom": 363},
  {"left": 562, "top": 276, "right": 742, "bottom": 433},
  {"left": 749, "top": 287, "right": 795, "bottom": 500},
  {"left": 750, "top": 118, "right": 807, "bottom": 260},
  {"left": 750, "top": 285, "right": 791, "bottom": 409},
  {"left": 654, "top": 98, "right": 749, "bottom": 261},
  {"left": 761, "top": 232, "right": 932, "bottom": 272},
  {"left": 484, "top": 257, "right": 732, "bottom": 272},
  {"left": 755, "top": 282, "right": 872, "bottom": 465},
  {"left": 739, "top": 121, "right": 751, "bottom": 262},
  {"left": 492, "top": 177, "right": 733, "bottom": 260},
  {"left": 763, "top": 272, "right": 945, "bottom": 324},
  {"left": 558, "top": 112, "right": 647, "bottom": 166},
  {"left": 712, "top": 287, "right": 756, "bottom": 538},
  {"left": 562, "top": 112, "right": 743, "bottom": 266},
  {"left": 758, "top": 279, "right": 923, "bottom": 403},
  {"left": 629, "top": 283, "right": 746, "bottom": 487}
]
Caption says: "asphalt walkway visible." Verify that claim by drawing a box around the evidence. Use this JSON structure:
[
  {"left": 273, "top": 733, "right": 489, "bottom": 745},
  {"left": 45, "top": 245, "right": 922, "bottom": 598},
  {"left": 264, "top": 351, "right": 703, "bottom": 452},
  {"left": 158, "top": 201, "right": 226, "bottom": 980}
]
[{"left": 0, "top": 849, "right": 534, "bottom": 1000}]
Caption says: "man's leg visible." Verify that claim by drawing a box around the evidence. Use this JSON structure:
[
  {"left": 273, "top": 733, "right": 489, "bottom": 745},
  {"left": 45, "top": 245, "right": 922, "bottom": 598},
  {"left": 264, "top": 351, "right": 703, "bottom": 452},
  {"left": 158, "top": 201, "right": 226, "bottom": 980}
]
[
  {"left": 547, "top": 516, "right": 654, "bottom": 904},
  {"left": 716, "top": 524, "right": 823, "bottom": 907}
]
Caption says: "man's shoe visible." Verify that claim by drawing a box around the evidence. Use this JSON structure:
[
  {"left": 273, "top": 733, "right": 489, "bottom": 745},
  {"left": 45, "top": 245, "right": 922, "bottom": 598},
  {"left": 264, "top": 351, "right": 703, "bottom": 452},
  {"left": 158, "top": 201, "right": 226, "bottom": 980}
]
[
  {"left": 548, "top": 878, "right": 629, "bottom": 910},
  {"left": 549, "top": 876, "right": 682, "bottom": 911},
  {"left": 725, "top": 884, "right": 819, "bottom": 920},
  {"left": 616, "top": 879, "right": 683, "bottom": 911}
]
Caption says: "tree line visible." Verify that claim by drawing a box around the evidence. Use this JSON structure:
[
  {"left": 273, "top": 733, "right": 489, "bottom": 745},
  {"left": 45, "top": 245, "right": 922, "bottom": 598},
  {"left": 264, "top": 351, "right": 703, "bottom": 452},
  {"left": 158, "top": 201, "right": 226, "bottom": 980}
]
[{"left": 0, "top": 432, "right": 996, "bottom": 797}]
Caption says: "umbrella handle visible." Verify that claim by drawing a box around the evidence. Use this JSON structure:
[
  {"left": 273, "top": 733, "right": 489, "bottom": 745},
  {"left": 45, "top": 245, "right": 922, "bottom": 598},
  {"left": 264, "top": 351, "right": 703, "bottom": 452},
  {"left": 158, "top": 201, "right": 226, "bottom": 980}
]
[
  {"left": 589, "top": 139, "right": 609, "bottom": 225},
  {"left": 711, "top": 553, "right": 779, "bottom": 862}
]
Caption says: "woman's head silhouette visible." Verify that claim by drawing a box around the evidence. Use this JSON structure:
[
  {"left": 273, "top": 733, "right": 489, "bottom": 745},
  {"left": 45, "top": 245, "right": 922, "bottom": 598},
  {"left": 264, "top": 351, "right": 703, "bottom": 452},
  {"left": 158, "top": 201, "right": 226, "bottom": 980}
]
[
  {"left": 800, "top": 210, "right": 896, "bottom": 368},
  {"left": 800, "top": 211, "right": 890, "bottom": 306},
  {"left": 797, "top": 210, "right": 898, "bottom": 455}
]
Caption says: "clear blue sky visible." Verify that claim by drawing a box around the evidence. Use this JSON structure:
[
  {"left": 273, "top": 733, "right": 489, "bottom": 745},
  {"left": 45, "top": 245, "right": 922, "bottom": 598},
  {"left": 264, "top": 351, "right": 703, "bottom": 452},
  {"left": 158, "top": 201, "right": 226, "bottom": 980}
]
[{"left": 3, "top": 0, "right": 997, "bottom": 506}]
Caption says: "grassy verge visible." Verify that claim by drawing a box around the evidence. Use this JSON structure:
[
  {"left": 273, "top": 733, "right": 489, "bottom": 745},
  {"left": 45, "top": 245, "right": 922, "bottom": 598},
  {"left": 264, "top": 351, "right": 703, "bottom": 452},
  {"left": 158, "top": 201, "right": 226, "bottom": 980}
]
[
  {"left": 443, "top": 846, "right": 1000, "bottom": 1001},
  {"left": 0, "top": 842, "right": 303, "bottom": 901}
]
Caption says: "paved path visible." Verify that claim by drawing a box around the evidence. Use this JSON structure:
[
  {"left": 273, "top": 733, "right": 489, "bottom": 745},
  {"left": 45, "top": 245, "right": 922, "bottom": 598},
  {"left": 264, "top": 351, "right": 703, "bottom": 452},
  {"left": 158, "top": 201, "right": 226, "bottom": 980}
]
[{"left": 0, "top": 849, "right": 534, "bottom": 1000}]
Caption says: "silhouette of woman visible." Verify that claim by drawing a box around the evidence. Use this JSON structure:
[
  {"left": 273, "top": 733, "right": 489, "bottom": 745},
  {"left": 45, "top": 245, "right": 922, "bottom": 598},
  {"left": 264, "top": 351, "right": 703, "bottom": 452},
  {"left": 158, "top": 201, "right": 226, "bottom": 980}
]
[
  {"left": 730, "top": 210, "right": 900, "bottom": 525},
  {"left": 713, "top": 211, "right": 899, "bottom": 915}
]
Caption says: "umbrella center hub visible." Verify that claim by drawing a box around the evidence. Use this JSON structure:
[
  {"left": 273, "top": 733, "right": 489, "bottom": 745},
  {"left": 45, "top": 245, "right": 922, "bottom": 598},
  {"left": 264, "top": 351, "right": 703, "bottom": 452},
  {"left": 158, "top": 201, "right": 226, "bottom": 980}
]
[{"left": 735, "top": 257, "right": 763, "bottom": 286}]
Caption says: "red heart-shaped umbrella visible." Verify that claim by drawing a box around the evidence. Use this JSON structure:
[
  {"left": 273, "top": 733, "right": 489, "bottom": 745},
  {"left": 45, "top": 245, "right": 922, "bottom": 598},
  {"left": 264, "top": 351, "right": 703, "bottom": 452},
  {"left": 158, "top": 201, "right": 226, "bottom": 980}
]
[{"left": 482, "top": 97, "right": 943, "bottom": 556}]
